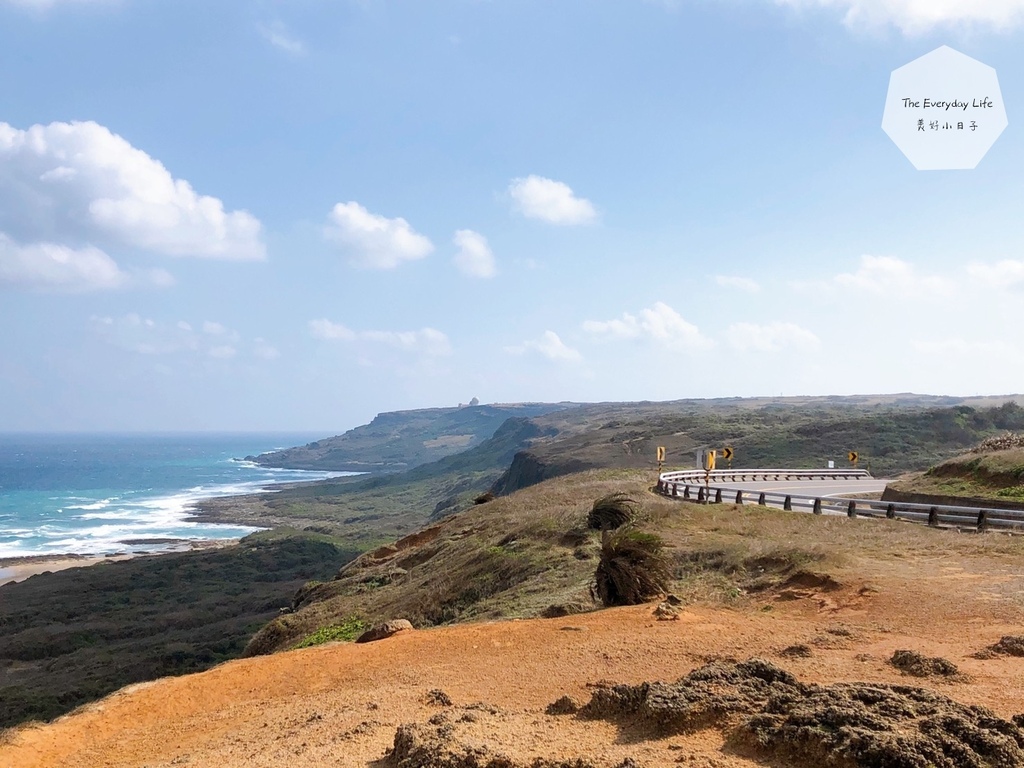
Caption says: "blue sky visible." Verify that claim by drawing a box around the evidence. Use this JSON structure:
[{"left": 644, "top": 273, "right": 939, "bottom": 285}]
[{"left": 1, "top": 0, "right": 1023, "bottom": 432}]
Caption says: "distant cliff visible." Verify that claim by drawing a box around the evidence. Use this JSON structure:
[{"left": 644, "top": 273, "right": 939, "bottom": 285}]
[{"left": 252, "top": 403, "right": 569, "bottom": 472}]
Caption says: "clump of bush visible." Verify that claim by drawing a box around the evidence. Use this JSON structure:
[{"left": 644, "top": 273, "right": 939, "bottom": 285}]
[
  {"left": 594, "top": 529, "right": 671, "bottom": 607},
  {"left": 291, "top": 616, "right": 367, "bottom": 649},
  {"left": 587, "top": 493, "right": 637, "bottom": 531}
]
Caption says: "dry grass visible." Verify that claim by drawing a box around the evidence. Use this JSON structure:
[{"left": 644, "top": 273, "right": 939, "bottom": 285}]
[{"left": 246, "top": 469, "right": 1024, "bottom": 655}]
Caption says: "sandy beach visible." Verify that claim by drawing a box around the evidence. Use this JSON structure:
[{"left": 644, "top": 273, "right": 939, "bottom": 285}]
[{"left": 0, "top": 539, "right": 239, "bottom": 587}]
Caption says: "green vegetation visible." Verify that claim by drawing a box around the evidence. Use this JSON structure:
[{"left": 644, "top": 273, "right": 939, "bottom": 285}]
[
  {"left": 8, "top": 395, "right": 1024, "bottom": 733},
  {"left": 888, "top": 446, "right": 1024, "bottom": 505},
  {"left": 291, "top": 616, "right": 366, "bottom": 649},
  {"left": 252, "top": 403, "right": 565, "bottom": 471},
  {"left": 0, "top": 534, "right": 359, "bottom": 729}
]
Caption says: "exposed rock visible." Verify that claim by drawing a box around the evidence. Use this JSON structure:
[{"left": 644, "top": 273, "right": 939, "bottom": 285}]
[
  {"left": 779, "top": 644, "right": 813, "bottom": 658},
  {"left": 989, "top": 635, "right": 1024, "bottom": 657},
  {"left": 971, "top": 433, "right": 1024, "bottom": 453},
  {"left": 541, "top": 603, "right": 590, "bottom": 619},
  {"left": 381, "top": 720, "right": 604, "bottom": 768},
  {"left": 652, "top": 602, "right": 681, "bottom": 621},
  {"left": 889, "top": 649, "right": 962, "bottom": 678},
  {"left": 425, "top": 688, "right": 454, "bottom": 706},
  {"left": 546, "top": 696, "right": 581, "bottom": 715},
  {"left": 577, "top": 659, "right": 1024, "bottom": 768},
  {"left": 355, "top": 619, "right": 414, "bottom": 644}
]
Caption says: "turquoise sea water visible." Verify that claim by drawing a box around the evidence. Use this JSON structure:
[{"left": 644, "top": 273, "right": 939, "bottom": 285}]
[{"left": 0, "top": 433, "right": 351, "bottom": 558}]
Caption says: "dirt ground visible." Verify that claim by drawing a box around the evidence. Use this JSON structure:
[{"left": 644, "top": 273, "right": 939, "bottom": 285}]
[{"left": 4, "top": 546, "right": 1024, "bottom": 768}]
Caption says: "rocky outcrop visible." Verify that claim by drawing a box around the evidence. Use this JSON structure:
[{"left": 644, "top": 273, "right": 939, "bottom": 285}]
[
  {"left": 355, "top": 619, "right": 414, "bottom": 644},
  {"left": 577, "top": 659, "right": 1024, "bottom": 768}
]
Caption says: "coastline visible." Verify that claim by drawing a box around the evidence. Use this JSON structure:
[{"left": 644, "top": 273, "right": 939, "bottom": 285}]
[{"left": 0, "top": 539, "right": 239, "bottom": 587}]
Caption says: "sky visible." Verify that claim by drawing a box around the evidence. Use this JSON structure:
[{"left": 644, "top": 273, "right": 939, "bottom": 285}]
[{"left": 1, "top": 0, "right": 1023, "bottom": 433}]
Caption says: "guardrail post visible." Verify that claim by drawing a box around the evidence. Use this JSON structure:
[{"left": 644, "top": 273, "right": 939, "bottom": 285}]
[
  {"left": 812, "top": 498, "right": 822, "bottom": 515},
  {"left": 886, "top": 503, "right": 895, "bottom": 520},
  {"left": 683, "top": 485, "right": 690, "bottom": 500},
  {"left": 977, "top": 509, "right": 989, "bottom": 532},
  {"left": 697, "top": 486, "right": 705, "bottom": 503},
  {"left": 783, "top": 496, "right": 792, "bottom": 511},
  {"left": 735, "top": 490, "right": 743, "bottom": 505},
  {"left": 758, "top": 492, "right": 766, "bottom": 506},
  {"left": 928, "top": 507, "right": 938, "bottom": 527},
  {"left": 847, "top": 500, "right": 857, "bottom": 518},
  {"left": 715, "top": 488, "right": 722, "bottom": 504}
]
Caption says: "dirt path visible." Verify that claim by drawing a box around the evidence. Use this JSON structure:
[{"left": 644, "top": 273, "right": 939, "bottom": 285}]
[{"left": 5, "top": 561, "right": 1024, "bottom": 768}]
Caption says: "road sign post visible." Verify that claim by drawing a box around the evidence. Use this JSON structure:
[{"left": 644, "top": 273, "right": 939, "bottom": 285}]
[
  {"left": 701, "top": 449, "right": 716, "bottom": 503},
  {"left": 721, "top": 447, "right": 734, "bottom": 469}
]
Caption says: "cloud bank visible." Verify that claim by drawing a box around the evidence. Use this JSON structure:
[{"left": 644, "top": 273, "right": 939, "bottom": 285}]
[
  {"left": 509, "top": 175, "right": 597, "bottom": 225},
  {"left": 0, "top": 121, "right": 265, "bottom": 261},
  {"left": 452, "top": 229, "right": 497, "bottom": 278},
  {"left": 310, "top": 319, "right": 452, "bottom": 356},
  {"left": 325, "top": 202, "right": 434, "bottom": 269},
  {"left": 774, "top": 0, "right": 1024, "bottom": 33}
]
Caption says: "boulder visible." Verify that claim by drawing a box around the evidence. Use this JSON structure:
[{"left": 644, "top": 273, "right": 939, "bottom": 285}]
[{"left": 356, "top": 619, "right": 414, "bottom": 644}]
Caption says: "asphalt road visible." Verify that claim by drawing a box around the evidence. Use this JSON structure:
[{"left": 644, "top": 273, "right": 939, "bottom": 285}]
[
  {"left": 707, "top": 477, "right": 890, "bottom": 498},
  {"left": 697, "top": 476, "right": 892, "bottom": 517}
]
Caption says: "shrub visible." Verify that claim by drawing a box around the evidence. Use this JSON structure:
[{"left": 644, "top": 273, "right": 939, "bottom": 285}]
[
  {"left": 587, "top": 492, "right": 637, "bottom": 531},
  {"left": 594, "top": 529, "right": 671, "bottom": 607},
  {"left": 291, "top": 617, "right": 366, "bottom": 649}
]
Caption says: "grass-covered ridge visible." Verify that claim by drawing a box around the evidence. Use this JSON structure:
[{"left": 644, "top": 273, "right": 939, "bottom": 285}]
[
  {"left": 244, "top": 466, "right": 1024, "bottom": 657},
  {"left": 888, "top": 446, "right": 1024, "bottom": 503}
]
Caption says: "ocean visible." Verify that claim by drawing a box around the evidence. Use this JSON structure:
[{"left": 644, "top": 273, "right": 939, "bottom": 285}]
[{"left": 0, "top": 433, "right": 353, "bottom": 559}]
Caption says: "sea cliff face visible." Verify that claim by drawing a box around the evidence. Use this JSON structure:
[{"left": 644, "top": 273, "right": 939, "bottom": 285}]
[{"left": 252, "top": 403, "right": 568, "bottom": 472}]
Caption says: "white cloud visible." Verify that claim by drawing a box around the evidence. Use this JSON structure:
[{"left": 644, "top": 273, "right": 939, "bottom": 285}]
[
  {"left": 253, "top": 338, "right": 281, "bottom": 361},
  {"left": 508, "top": 175, "right": 597, "bottom": 225},
  {"left": 92, "top": 314, "right": 267, "bottom": 361},
  {"left": 583, "top": 301, "right": 712, "bottom": 350},
  {"left": 452, "top": 229, "right": 497, "bottom": 278},
  {"left": 0, "top": 121, "right": 265, "bottom": 260},
  {"left": 725, "top": 321, "right": 820, "bottom": 353},
  {"left": 258, "top": 21, "right": 306, "bottom": 56},
  {"left": 0, "top": 233, "right": 171, "bottom": 292},
  {"left": 2, "top": 0, "right": 113, "bottom": 8},
  {"left": 715, "top": 275, "right": 761, "bottom": 293},
  {"left": 967, "top": 259, "right": 1024, "bottom": 289},
  {"left": 325, "top": 202, "right": 434, "bottom": 269},
  {"left": 833, "top": 255, "right": 953, "bottom": 297},
  {"left": 506, "top": 331, "right": 583, "bottom": 363},
  {"left": 310, "top": 319, "right": 452, "bottom": 356},
  {"left": 774, "top": 0, "right": 1024, "bottom": 34},
  {"left": 309, "top": 319, "right": 356, "bottom": 341},
  {"left": 0, "top": 235, "right": 126, "bottom": 291},
  {"left": 207, "top": 345, "right": 237, "bottom": 360}
]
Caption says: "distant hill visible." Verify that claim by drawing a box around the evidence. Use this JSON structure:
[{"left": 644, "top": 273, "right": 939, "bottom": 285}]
[{"left": 250, "top": 403, "right": 571, "bottom": 472}]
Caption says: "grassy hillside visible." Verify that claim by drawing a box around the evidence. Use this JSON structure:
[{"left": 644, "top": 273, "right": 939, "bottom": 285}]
[
  {"left": 0, "top": 533, "right": 359, "bottom": 729},
  {"left": 887, "top": 446, "right": 1024, "bottom": 504},
  {"left": 244, "top": 466, "right": 1024, "bottom": 657},
  {"left": 252, "top": 403, "right": 568, "bottom": 472},
  {"left": 491, "top": 400, "right": 1024, "bottom": 494},
  {"left": 195, "top": 416, "right": 554, "bottom": 544}
]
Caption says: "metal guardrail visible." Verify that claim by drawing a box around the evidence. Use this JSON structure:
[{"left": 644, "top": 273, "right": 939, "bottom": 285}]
[
  {"left": 656, "top": 469, "right": 1024, "bottom": 533},
  {"left": 660, "top": 469, "right": 870, "bottom": 483}
]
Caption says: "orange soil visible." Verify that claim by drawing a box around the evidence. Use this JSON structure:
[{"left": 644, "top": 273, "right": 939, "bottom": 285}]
[{"left": 4, "top": 560, "right": 1024, "bottom": 768}]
